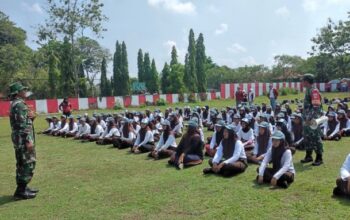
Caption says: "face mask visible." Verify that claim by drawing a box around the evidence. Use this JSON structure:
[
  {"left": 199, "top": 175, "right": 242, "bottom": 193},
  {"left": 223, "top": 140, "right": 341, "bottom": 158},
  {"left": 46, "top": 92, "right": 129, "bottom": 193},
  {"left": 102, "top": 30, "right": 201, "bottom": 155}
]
[{"left": 25, "top": 91, "right": 33, "bottom": 98}]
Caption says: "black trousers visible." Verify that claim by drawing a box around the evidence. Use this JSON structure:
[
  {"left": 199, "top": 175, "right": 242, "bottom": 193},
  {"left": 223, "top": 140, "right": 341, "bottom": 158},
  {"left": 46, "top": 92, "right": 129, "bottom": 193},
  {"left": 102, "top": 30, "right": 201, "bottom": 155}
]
[
  {"left": 208, "top": 158, "right": 247, "bottom": 177},
  {"left": 333, "top": 178, "right": 350, "bottom": 197},
  {"left": 257, "top": 167, "right": 294, "bottom": 187}
]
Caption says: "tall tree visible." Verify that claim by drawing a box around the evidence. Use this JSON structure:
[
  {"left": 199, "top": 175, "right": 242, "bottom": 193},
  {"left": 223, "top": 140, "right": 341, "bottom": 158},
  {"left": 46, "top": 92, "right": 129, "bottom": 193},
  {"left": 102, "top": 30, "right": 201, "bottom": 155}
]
[
  {"left": 120, "top": 41, "right": 130, "bottom": 95},
  {"left": 195, "top": 33, "right": 207, "bottom": 92},
  {"left": 168, "top": 64, "right": 186, "bottom": 94},
  {"left": 59, "top": 37, "right": 75, "bottom": 97},
  {"left": 170, "top": 46, "right": 178, "bottom": 66},
  {"left": 38, "top": 0, "right": 108, "bottom": 96},
  {"left": 143, "top": 52, "right": 152, "bottom": 92},
  {"left": 148, "top": 59, "right": 159, "bottom": 93},
  {"left": 184, "top": 29, "right": 197, "bottom": 92},
  {"left": 113, "top": 41, "right": 123, "bottom": 96},
  {"left": 161, "top": 62, "right": 171, "bottom": 94},
  {"left": 48, "top": 52, "right": 60, "bottom": 98},
  {"left": 137, "top": 49, "right": 144, "bottom": 82},
  {"left": 78, "top": 63, "right": 87, "bottom": 97},
  {"left": 100, "top": 57, "right": 108, "bottom": 96}
]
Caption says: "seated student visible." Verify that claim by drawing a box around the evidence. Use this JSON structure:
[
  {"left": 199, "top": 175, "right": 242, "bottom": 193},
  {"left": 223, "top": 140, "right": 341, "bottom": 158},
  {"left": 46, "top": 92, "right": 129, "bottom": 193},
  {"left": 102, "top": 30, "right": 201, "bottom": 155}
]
[
  {"left": 237, "top": 118, "right": 255, "bottom": 151},
  {"left": 114, "top": 119, "right": 136, "bottom": 149},
  {"left": 149, "top": 119, "right": 177, "bottom": 160},
  {"left": 204, "top": 120, "right": 225, "bottom": 157},
  {"left": 191, "top": 117, "right": 205, "bottom": 142},
  {"left": 276, "top": 119, "right": 295, "bottom": 154},
  {"left": 333, "top": 153, "right": 350, "bottom": 198},
  {"left": 96, "top": 118, "right": 120, "bottom": 145},
  {"left": 290, "top": 113, "right": 304, "bottom": 150},
  {"left": 203, "top": 125, "right": 248, "bottom": 177},
  {"left": 96, "top": 114, "right": 107, "bottom": 131},
  {"left": 169, "top": 113, "right": 183, "bottom": 138},
  {"left": 257, "top": 130, "right": 295, "bottom": 189},
  {"left": 150, "top": 120, "right": 160, "bottom": 142},
  {"left": 49, "top": 116, "right": 61, "bottom": 135},
  {"left": 74, "top": 118, "right": 91, "bottom": 140},
  {"left": 323, "top": 112, "right": 341, "bottom": 141},
  {"left": 60, "top": 115, "right": 78, "bottom": 137},
  {"left": 168, "top": 120, "right": 204, "bottom": 170},
  {"left": 52, "top": 115, "right": 67, "bottom": 136},
  {"left": 247, "top": 122, "right": 272, "bottom": 164},
  {"left": 40, "top": 116, "right": 54, "bottom": 134},
  {"left": 66, "top": 115, "right": 81, "bottom": 137},
  {"left": 337, "top": 109, "right": 350, "bottom": 137},
  {"left": 84, "top": 117, "right": 104, "bottom": 142},
  {"left": 131, "top": 119, "right": 155, "bottom": 154}
]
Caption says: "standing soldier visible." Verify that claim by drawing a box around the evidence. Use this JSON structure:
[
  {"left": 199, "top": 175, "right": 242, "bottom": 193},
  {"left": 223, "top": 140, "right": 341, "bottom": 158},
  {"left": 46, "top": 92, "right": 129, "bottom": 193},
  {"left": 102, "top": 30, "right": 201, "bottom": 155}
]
[
  {"left": 9, "top": 82, "right": 38, "bottom": 200},
  {"left": 300, "top": 74, "right": 324, "bottom": 166}
]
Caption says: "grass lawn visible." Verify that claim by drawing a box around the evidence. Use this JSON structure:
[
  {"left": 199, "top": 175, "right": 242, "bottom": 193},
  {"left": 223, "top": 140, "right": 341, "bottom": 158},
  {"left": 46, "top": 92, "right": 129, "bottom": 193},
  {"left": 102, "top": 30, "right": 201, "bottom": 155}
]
[{"left": 1, "top": 92, "right": 350, "bottom": 219}]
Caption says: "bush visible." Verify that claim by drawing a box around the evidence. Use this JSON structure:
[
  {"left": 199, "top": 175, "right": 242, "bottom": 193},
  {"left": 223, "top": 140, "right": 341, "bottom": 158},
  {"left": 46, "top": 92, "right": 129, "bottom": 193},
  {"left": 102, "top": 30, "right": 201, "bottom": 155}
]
[
  {"left": 178, "top": 94, "right": 185, "bottom": 102},
  {"left": 188, "top": 93, "right": 197, "bottom": 103},
  {"left": 199, "top": 93, "right": 207, "bottom": 101},
  {"left": 278, "top": 88, "right": 299, "bottom": 96},
  {"left": 156, "top": 98, "right": 167, "bottom": 106},
  {"left": 145, "top": 101, "right": 154, "bottom": 106},
  {"left": 113, "top": 100, "right": 124, "bottom": 110}
]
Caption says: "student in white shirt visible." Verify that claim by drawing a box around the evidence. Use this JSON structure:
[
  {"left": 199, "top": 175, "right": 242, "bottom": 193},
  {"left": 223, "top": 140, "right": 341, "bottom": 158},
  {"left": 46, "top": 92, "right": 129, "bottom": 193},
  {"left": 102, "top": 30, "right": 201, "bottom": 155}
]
[
  {"left": 203, "top": 124, "right": 247, "bottom": 177},
  {"left": 247, "top": 122, "right": 272, "bottom": 164},
  {"left": 74, "top": 118, "right": 91, "bottom": 139},
  {"left": 257, "top": 130, "right": 295, "bottom": 189},
  {"left": 323, "top": 111, "right": 341, "bottom": 141},
  {"left": 84, "top": 117, "right": 104, "bottom": 142},
  {"left": 114, "top": 119, "right": 136, "bottom": 149},
  {"left": 132, "top": 119, "right": 155, "bottom": 154},
  {"left": 50, "top": 116, "right": 62, "bottom": 135},
  {"left": 290, "top": 113, "right": 304, "bottom": 150},
  {"left": 96, "top": 118, "right": 120, "bottom": 145},
  {"left": 149, "top": 119, "right": 177, "bottom": 160},
  {"left": 237, "top": 118, "right": 255, "bottom": 151},
  {"left": 333, "top": 154, "right": 350, "bottom": 198},
  {"left": 60, "top": 115, "right": 78, "bottom": 137},
  {"left": 41, "top": 116, "right": 54, "bottom": 134},
  {"left": 337, "top": 109, "right": 350, "bottom": 137},
  {"left": 52, "top": 115, "right": 67, "bottom": 136},
  {"left": 169, "top": 113, "right": 183, "bottom": 138},
  {"left": 204, "top": 120, "right": 225, "bottom": 157}
]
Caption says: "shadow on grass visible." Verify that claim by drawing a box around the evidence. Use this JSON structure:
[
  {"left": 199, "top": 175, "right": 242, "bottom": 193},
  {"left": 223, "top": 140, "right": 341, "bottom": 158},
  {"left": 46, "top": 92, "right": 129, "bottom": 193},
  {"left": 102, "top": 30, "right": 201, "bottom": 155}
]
[
  {"left": 0, "top": 195, "right": 17, "bottom": 206},
  {"left": 332, "top": 195, "right": 350, "bottom": 206},
  {"left": 294, "top": 163, "right": 313, "bottom": 172}
]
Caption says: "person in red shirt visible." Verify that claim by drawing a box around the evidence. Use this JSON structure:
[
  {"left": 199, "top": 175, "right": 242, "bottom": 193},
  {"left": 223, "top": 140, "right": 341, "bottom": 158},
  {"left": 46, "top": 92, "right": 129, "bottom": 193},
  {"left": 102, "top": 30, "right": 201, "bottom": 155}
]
[
  {"left": 235, "top": 87, "right": 244, "bottom": 107},
  {"left": 59, "top": 98, "right": 72, "bottom": 117}
]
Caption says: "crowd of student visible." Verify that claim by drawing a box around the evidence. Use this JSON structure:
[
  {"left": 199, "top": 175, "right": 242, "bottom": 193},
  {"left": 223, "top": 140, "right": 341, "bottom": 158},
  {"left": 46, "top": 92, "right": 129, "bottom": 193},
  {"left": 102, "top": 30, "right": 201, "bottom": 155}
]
[{"left": 39, "top": 99, "right": 350, "bottom": 194}]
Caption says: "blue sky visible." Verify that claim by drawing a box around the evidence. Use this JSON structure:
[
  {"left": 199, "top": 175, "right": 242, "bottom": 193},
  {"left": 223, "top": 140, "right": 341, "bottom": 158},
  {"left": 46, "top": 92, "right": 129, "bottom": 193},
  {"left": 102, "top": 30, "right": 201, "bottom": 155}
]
[{"left": 2, "top": 0, "right": 350, "bottom": 77}]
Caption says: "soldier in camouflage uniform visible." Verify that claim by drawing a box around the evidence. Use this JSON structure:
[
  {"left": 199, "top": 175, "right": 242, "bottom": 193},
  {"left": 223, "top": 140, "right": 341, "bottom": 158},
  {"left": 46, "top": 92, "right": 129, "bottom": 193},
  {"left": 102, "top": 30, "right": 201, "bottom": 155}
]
[
  {"left": 300, "top": 74, "right": 324, "bottom": 166},
  {"left": 9, "top": 82, "right": 38, "bottom": 200}
]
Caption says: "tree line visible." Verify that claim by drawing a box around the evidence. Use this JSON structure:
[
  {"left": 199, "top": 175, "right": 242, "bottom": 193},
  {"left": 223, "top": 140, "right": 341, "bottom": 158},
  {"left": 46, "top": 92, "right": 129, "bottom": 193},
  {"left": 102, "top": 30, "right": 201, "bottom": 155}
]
[{"left": 1, "top": 1, "right": 349, "bottom": 99}]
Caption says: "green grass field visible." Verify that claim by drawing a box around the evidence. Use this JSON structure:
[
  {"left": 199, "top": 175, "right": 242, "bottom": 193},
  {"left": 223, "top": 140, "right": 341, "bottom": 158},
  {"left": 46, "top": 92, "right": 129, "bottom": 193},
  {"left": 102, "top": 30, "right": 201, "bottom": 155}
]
[{"left": 1, "top": 93, "right": 350, "bottom": 219}]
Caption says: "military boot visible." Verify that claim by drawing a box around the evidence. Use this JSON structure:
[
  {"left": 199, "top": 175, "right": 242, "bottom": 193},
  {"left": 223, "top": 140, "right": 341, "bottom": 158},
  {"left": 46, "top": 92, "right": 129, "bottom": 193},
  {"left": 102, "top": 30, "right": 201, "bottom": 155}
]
[
  {"left": 14, "top": 184, "right": 36, "bottom": 200},
  {"left": 300, "top": 150, "right": 313, "bottom": 163},
  {"left": 312, "top": 153, "right": 323, "bottom": 166}
]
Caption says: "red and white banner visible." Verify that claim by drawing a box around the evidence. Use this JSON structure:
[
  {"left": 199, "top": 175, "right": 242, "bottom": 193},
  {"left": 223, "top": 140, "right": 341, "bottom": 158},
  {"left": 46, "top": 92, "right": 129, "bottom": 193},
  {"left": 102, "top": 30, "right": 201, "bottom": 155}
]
[{"left": 0, "top": 82, "right": 328, "bottom": 117}]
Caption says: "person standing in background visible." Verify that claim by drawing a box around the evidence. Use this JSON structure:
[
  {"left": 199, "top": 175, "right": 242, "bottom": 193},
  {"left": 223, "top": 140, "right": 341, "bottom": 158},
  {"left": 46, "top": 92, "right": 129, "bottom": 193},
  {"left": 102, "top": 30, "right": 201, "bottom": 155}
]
[
  {"left": 59, "top": 98, "right": 72, "bottom": 117},
  {"left": 268, "top": 85, "right": 278, "bottom": 111},
  {"left": 248, "top": 88, "right": 255, "bottom": 106}
]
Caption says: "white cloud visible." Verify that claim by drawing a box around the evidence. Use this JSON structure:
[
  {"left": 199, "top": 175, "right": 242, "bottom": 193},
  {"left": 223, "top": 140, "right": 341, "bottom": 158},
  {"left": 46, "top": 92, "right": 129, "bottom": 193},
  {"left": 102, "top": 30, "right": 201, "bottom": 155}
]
[
  {"left": 214, "top": 23, "right": 228, "bottom": 35},
  {"left": 208, "top": 5, "right": 219, "bottom": 13},
  {"left": 227, "top": 43, "right": 247, "bottom": 54},
  {"left": 302, "top": 0, "right": 320, "bottom": 12},
  {"left": 239, "top": 56, "right": 257, "bottom": 66},
  {"left": 21, "top": 2, "right": 43, "bottom": 14},
  {"left": 275, "top": 6, "right": 290, "bottom": 17},
  {"left": 148, "top": 0, "right": 196, "bottom": 15}
]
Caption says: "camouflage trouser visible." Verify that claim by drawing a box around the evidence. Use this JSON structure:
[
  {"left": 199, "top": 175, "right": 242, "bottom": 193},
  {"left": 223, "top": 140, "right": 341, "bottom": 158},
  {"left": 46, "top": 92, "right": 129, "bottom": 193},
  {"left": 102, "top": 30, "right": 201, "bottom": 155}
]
[
  {"left": 303, "top": 125, "right": 323, "bottom": 154},
  {"left": 15, "top": 147, "right": 36, "bottom": 185}
]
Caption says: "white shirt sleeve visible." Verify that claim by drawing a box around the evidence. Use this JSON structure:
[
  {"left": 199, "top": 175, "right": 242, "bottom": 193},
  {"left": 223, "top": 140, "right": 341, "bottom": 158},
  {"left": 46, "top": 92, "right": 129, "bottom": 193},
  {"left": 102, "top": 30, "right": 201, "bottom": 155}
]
[
  {"left": 155, "top": 133, "right": 164, "bottom": 151},
  {"left": 259, "top": 148, "right": 272, "bottom": 176},
  {"left": 224, "top": 141, "right": 245, "bottom": 164},
  {"left": 159, "top": 134, "right": 176, "bottom": 151},
  {"left": 329, "top": 123, "right": 340, "bottom": 137},
  {"left": 70, "top": 123, "right": 78, "bottom": 133},
  {"left": 209, "top": 132, "right": 217, "bottom": 149},
  {"left": 212, "top": 142, "right": 223, "bottom": 164},
  {"left": 273, "top": 150, "right": 293, "bottom": 180},
  {"left": 138, "top": 130, "right": 153, "bottom": 146}
]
